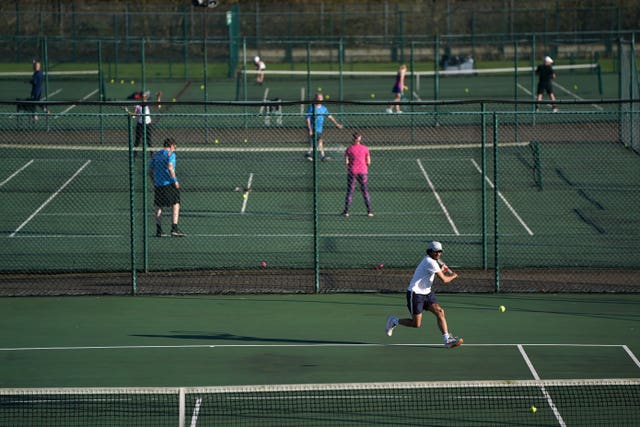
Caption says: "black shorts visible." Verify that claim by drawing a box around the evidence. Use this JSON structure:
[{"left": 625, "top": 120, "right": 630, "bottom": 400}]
[
  {"left": 537, "top": 81, "right": 554, "bottom": 95},
  {"left": 406, "top": 290, "right": 438, "bottom": 315},
  {"left": 154, "top": 184, "right": 180, "bottom": 207}
]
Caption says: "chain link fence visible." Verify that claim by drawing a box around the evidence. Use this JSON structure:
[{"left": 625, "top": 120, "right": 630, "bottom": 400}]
[{"left": 0, "top": 100, "right": 638, "bottom": 295}]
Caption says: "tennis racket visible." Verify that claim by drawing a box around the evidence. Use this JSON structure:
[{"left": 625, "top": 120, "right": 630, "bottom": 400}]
[{"left": 437, "top": 259, "right": 452, "bottom": 274}]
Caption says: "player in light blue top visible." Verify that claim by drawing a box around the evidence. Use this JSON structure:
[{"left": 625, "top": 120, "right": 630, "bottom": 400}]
[
  {"left": 148, "top": 138, "right": 185, "bottom": 237},
  {"left": 305, "top": 93, "right": 343, "bottom": 161}
]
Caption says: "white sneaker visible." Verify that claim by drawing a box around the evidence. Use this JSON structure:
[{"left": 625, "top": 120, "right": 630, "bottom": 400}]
[
  {"left": 552, "top": 108, "right": 559, "bottom": 113},
  {"left": 444, "top": 336, "right": 463, "bottom": 348},
  {"left": 385, "top": 108, "right": 393, "bottom": 114},
  {"left": 385, "top": 316, "right": 398, "bottom": 336}
]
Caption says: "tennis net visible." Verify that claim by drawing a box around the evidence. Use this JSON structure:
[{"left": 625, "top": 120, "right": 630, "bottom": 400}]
[
  {"left": 2, "top": 379, "right": 639, "bottom": 426},
  {"left": 239, "top": 63, "right": 602, "bottom": 101}
]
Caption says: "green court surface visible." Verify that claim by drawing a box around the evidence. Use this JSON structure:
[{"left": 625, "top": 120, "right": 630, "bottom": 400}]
[{"left": 0, "top": 293, "right": 639, "bottom": 425}]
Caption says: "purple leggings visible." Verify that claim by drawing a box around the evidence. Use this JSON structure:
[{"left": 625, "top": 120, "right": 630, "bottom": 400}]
[{"left": 344, "top": 173, "right": 371, "bottom": 212}]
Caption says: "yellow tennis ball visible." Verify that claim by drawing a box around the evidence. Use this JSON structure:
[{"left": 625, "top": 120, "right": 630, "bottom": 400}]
[
  {"left": 530, "top": 406, "right": 537, "bottom": 413},
  {"left": 130, "top": 80, "right": 135, "bottom": 85},
  {"left": 200, "top": 84, "right": 205, "bottom": 90},
  {"left": 172, "top": 98, "right": 176, "bottom": 102},
  {"left": 325, "top": 94, "right": 330, "bottom": 99},
  {"left": 243, "top": 138, "right": 248, "bottom": 143},
  {"left": 464, "top": 87, "right": 470, "bottom": 93},
  {"left": 499, "top": 305, "right": 506, "bottom": 313},
  {"left": 573, "top": 84, "right": 579, "bottom": 90},
  {"left": 370, "top": 93, "right": 376, "bottom": 98},
  {"left": 317, "top": 87, "right": 322, "bottom": 92},
  {"left": 242, "top": 193, "right": 248, "bottom": 199},
  {"left": 214, "top": 138, "right": 219, "bottom": 144},
  {"left": 110, "top": 79, "right": 115, "bottom": 84},
  {"left": 120, "top": 79, "right": 125, "bottom": 84}
]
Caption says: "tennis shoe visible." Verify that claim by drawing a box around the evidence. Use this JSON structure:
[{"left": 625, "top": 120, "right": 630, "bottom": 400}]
[
  {"left": 341, "top": 211, "right": 350, "bottom": 217},
  {"left": 367, "top": 211, "right": 374, "bottom": 217},
  {"left": 171, "top": 229, "right": 186, "bottom": 237},
  {"left": 444, "top": 336, "right": 463, "bottom": 348},
  {"left": 385, "top": 108, "right": 393, "bottom": 114},
  {"left": 385, "top": 316, "right": 398, "bottom": 337},
  {"left": 321, "top": 155, "right": 331, "bottom": 161},
  {"left": 552, "top": 108, "right": 559, "bottom": 113}
]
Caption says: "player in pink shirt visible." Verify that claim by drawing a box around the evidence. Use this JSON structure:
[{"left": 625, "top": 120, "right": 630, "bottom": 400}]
[{"left": 342, "top": 132, "right": 373, "bottom": 217}]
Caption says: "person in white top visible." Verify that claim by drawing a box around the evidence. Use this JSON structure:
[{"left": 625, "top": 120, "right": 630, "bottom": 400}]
[
  {"left": 131, "top": 90, "right": 162, "bottom": 155},
  {"left": 385, "top": 241, "right": 463, "bottom": 348},
  {"left": 254, "top": 56, "right": 266, "bottom": 86}
]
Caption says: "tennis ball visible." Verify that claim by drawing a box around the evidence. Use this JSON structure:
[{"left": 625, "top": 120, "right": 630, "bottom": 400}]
[
  {"left": 499, "top": 305, "right": 506, "bottom": 313},
  {"left": 325, "top": 94, "right": 330, "bottom": 99},
  {"left": 243, "top": 138, "right": 248, "bottom": 143},
  {"left": 464, "top": 87, "right": 470, "bottom": 93},
  {"left": 370, "top": 93, "right": 376, "bottom": 98},
  {"left": 110, "top": 79, "right": 114, "bottom": 84},
  {"left": 130, "top": 80, "right": 135, "bottom": 85},
  {"left": 172, "top": 98, "right": 176, "bottom": 102},
  {"left": 530, "top": 406, "right": 537, "bottom": 413},
  {"left": 200, "top": 84, "right": 205, "bottom": 90},
  {"left": 214, "top": 138, "right": 219, "bottom": 144},
  {"left": 120, "top": 79, "right": 125, "bottom": 84},
  {"left": 242, "top": 193, "right": 248, "bottom": 199},
  {"left": 573, "top": 84, "right": 579, "bottom": 90},
  {"left": 317, "top": 87, "right": 322, "bottom": 92}
]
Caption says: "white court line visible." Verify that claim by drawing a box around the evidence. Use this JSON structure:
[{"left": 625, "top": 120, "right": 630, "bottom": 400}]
[
  {"left": 55, "top": 89, "right": 99, "bottom": 117},
  {"left": 9, "top": 160, "right": 91, "bottom": 237},
  {"left": 623, "top": 345, "right": 640, "bottom": 369},
  {"left": 470, "top": 158, "right": 534, "bottom": 236},
  {"left": 554, "top": 82, "right": 604, "bottom": 111},
  {"left": 416, "top": 159, "right": 460, "bottom": 235},
  {"left": 0, "top": 159, "right": 34, "bottom": 187},
  {"left": 518, "top": 345, "right": 567, "bottom": 427},
  {"left": 0, "top": 343, "right": 633, "bottom": 352},
  {"left": 190, "top": 397, "right": 202, "bottom": 427},
  {"left": 240, "top": 172, "right": 254, "bottom": 214}
]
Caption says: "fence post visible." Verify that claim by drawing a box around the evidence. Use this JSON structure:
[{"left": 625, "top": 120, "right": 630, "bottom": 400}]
[
  {"left": 128, "top": 114, "right": 138, "bottom": 295},
  {"left": 493, "top": 112, "right": 500, "bottom": 293},
  {"left": 481, "top": 103, "right": 488, "bottom": 270}
]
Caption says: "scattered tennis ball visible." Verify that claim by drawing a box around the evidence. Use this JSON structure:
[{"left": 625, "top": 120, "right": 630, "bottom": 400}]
[
  {"left": 317, "top": 87, "right": 322, "bottom": 92},
  {"left": 130, "top": 80, "right": 135, "bottom": 85},
  {"left": 110, "top": 79, "right": 114, "bottom": 84},
  {"left": 172, "top": 98, "right": 176, "bottom": 102},
  {"left": 499, "top": 305, "right": 506, "bottom": 313},
  {"left": 200, "top": 84, "right": 205, "bottom": 90},
  {"left": 120, "top": 79, "right": 125, "bottom": 84},
  {"left": 530, "top": 406, "right": 537, "bottom": 414},
  {"left": 370, "top": 93, "right": 376, "bottom": 98},
  {"left": 464, "top": 87, "right": 470, "bottom": 93},
  {"left": 573, "top": 84, "right": 579, "bottom": 90},
  {"left": 325, "top": 94, "right": 330, "bottom": 99},
  {"left": 243, "top": 138, "right": 248, "bottom": 143},
  {"left": 214, "top": 138, "right": 219, "bottom": 144},
  {"left": 242, "top": 193, "right": 248, "bottom": 199}
]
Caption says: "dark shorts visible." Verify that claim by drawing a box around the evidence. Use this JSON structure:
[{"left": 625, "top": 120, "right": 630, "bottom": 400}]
[
  {"left": 537, "top": 81, "right": 554, "bottom": 95},
  {"left": 406, "top": 290, "right": 438, "bottom": 315},
  {"left": 154, "top": 183, "right": 180, "bottom": 207}
]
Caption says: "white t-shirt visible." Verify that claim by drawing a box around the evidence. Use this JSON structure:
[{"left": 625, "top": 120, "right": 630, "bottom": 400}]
[
  {"left": 135, "top": 105, "right": 151, "bottom": 125},
  {"left": 407, "top": 255, "right": 441, "bottom": 295}
]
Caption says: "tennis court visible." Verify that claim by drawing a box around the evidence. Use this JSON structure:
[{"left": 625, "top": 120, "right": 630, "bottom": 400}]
[{"left": 0, "top": 293, "right": 639, "bottom": 425}]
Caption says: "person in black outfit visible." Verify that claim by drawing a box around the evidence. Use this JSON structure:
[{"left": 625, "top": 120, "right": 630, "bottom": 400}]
[{"left": 535, "top": 56, "right": 558, "bottom": 112}]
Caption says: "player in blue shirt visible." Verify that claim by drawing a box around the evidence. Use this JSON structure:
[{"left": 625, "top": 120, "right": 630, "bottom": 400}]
[
  {"left": 148, "top": 138, "right": 185, "bottom": 237},
  {"left": 305, "top": 93, "right": 343, "bottom": 161},
  {"left": 29, "top": 61, "right": 49, "bottom": 118}
]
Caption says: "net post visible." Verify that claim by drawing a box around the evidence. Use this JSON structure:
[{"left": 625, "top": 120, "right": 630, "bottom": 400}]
[{"left": 178, "top": 387, "right": 186, "bottom": 427}]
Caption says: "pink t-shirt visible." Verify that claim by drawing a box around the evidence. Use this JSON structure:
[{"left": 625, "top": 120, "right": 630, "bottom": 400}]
[{"left": 345, "top": 144, "right": 370, "bottom": 174}]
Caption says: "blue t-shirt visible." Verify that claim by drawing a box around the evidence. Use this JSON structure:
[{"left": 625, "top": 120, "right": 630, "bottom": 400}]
[
  {"left": 306, "top": 104, "right": 330, "bottom": 133},
  {"left": 149, "top": 149, "right": 177, "bottom": 187}
]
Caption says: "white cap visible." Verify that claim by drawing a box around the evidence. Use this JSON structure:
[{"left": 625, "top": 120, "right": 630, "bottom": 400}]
[
  {"left": 427, "top": 241, "right": 443, "bottom": 252},
  {"left": 544, "top": 56, "right": 553, "bottom": 64},
  {"left": 254, "top": 56, "right": 260, "bottom": 63}
]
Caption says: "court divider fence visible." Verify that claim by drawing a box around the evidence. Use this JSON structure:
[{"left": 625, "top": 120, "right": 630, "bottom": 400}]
[{"left": 0, "top": 99, "right": 638, "bottom": 295}]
